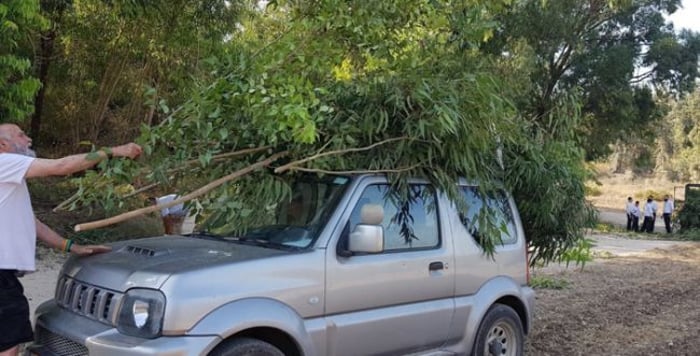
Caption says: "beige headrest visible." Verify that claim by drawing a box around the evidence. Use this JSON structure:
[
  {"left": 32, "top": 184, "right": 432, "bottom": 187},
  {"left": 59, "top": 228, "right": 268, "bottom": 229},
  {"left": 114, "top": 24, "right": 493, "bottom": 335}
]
[{"left": 360, "top": 204, "right": 384, "bottom": 225}]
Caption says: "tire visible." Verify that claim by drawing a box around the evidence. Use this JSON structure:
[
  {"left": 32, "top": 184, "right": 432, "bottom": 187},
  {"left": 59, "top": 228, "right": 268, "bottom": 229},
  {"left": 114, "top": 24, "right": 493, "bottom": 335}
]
[
  {"left": 471, "top": 304, "right": 524, "bottom": 356},
  {"left": 209, "top": 337, "right": 286, "bottom": 356}
]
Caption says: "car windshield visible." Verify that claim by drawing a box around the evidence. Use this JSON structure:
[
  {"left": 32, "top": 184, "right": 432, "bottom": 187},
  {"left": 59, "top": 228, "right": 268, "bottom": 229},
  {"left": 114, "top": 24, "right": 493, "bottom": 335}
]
[{"left": 218, "top": 175, "right": 350, "bottom": 249}]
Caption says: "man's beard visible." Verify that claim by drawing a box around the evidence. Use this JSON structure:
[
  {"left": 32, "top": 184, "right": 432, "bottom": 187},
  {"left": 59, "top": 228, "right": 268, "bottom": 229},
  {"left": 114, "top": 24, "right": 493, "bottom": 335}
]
[{"left": 12, "top": 143, "right": 36, "bottom": 158}]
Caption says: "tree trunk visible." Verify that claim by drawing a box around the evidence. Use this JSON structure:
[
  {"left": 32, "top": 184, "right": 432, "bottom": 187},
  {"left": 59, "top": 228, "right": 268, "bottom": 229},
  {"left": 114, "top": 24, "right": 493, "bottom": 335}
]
[{"left": 30, "top": 29, "right": 57, "bottom": 147}]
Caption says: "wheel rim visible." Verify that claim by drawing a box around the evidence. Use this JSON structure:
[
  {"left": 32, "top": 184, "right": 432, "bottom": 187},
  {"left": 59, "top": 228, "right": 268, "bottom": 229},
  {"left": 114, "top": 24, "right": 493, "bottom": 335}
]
[{"left": 483, "top": 319, "right": 518, "bottom": 356}]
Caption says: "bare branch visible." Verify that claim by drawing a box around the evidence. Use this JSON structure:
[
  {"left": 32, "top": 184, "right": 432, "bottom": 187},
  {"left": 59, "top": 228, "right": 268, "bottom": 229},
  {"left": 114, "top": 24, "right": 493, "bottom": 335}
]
[
  {"left": 274, "top": 136, "right": 410, "bottom": 173},
  {"left": 630, "top": 69, "right": 655, "bottom": 84},
  {"left": 74, "top": 151, "right": 288, "bottom": 232},
  {"left": 121, "top": 183, "right": 160, "bottom": 199},
  {"left": 182, "top": 145, "right": 273, "bottom": 166},
  {"left": 53, "top": 192, "right": 80, "bottom": 212},
  {"left": 290, "top": 165, "right": 421, "bottom": 175}
]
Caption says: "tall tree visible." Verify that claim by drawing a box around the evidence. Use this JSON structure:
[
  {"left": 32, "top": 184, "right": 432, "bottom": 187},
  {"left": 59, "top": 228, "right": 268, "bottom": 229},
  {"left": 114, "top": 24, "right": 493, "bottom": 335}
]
[
  {"left": 486, "top": 0, "right": 700, "bottom": 159},
  {"left": 29, "top": 0, "right": 242, "bottom": 149},
  {"left": 67, "top": 0, "right": 595, "bottom": 265}
]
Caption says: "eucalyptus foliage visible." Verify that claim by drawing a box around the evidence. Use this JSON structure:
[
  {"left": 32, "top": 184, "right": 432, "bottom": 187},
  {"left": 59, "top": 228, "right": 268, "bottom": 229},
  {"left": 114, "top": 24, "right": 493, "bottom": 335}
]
[{"left": 71, "top": 0, "right": 593, "bottom": 265}]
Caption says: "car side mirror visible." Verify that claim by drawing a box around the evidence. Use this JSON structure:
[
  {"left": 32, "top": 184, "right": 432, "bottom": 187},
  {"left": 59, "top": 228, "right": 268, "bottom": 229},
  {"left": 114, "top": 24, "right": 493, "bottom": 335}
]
[
  {"left": 349, "top": 224, "right": 384, "bottom": 253},
  {"left": 348, "top": 203, "right": 384, "bottom": 253}
]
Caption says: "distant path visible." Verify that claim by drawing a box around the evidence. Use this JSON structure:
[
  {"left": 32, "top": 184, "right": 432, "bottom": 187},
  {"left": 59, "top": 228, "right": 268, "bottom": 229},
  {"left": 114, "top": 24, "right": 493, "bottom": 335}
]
[
  {"left": 589, "top": 234, "right": 694, "bottom": 257},
  {"left": 597, "top": 207, "right": 665, "bottom": 231}
]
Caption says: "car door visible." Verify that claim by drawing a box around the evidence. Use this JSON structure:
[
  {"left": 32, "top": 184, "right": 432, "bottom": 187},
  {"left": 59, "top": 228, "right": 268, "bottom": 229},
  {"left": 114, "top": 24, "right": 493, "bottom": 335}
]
[{"left": 324, "top": 178, "right": 455, "bottom": 356}]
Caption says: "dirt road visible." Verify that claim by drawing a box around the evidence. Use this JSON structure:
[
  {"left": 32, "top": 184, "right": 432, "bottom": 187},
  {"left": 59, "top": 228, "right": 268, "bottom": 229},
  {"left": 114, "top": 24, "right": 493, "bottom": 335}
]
[{"left": 23, "top": 235, "right": 700, "bottom": 355}]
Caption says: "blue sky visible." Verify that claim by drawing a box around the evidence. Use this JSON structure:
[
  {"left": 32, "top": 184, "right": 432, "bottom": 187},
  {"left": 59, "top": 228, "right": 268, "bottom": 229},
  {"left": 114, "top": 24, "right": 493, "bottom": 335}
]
[{"left": 668, "top": 0, "right": 700, "bottom": 32}]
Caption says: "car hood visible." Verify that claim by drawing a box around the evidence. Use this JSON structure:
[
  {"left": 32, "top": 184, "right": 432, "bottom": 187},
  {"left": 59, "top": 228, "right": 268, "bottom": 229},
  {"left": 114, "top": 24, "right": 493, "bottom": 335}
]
[{"left": 60, "top": 236, "right": 289, "bottom": 292}]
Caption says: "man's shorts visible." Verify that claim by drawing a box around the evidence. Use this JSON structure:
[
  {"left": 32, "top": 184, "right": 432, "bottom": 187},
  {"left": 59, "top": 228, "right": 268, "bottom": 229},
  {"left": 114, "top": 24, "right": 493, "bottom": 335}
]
[{"left": 0, "top": 270, "right": 34, "bottom": 352}]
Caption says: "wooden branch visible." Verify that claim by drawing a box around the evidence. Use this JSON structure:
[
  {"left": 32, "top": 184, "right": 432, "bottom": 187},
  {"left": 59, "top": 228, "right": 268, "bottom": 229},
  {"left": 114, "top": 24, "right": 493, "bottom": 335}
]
[
  {"left": 58, "top": 146, "right": 272, "bottom": 213},
  {"left": 74, "top": 151, "right": 288, "bottom": 232},
  {"left": 290, "top": 165, "right": 421, "bottom": 175},
  {"left": 274, "top": 136, "right": 410, "bottom": 173}
]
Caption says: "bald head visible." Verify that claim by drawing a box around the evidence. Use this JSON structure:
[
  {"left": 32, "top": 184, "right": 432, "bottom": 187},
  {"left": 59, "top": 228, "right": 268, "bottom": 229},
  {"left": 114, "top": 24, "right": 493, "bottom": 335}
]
[{"left": 0, "top": 124, "right": 16, "bottom": 141}]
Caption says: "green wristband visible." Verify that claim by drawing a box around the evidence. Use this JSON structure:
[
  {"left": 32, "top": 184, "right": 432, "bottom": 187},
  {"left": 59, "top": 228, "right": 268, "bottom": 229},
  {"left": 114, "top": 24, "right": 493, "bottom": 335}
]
[{"left": 65, "top": 239, "right": 74, "bottom": 253}]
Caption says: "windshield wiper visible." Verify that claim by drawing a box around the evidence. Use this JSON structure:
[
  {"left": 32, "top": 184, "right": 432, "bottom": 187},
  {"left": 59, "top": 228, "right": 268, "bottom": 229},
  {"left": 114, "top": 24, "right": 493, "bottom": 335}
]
[
  {"left": 228, "top": 236, "right": 304, "bottom": 251},
  {"left": 188, "top": 231, "right": 227, "bottom": 240}
]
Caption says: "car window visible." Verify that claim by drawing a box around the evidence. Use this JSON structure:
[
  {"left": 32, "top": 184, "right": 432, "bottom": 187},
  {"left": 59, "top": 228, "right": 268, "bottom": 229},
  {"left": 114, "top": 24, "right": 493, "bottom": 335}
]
[
  {"left": 459, "top": 186, "right": 518, "bottom": 245},
  {"left": 348, "top": 184, "right": 439, "bottom": 251}
]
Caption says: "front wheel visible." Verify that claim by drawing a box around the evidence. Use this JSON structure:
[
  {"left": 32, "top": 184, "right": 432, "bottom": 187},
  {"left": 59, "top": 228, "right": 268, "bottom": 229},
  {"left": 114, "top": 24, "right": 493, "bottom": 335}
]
[
  {"left": 472, "top": 304, "right": 524, "bottom": 356},
  {"left": 209, "top": 337, "right": 285, "bottom": 356}
]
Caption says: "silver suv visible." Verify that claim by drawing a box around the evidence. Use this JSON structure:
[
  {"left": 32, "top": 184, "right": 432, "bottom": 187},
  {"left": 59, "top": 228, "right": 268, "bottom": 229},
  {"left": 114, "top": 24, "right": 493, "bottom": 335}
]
[{"left": 28, "top": 174, "right": 534, "bottom": 356}]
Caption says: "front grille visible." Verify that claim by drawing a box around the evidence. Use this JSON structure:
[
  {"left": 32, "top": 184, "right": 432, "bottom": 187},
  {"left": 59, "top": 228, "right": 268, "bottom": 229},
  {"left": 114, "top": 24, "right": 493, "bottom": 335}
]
[
  {"left": 55, "top": 275, "right": 123, "bottom": 325},
  {"left": 35, "top": 325, "right": 88, "bottom": 356}
]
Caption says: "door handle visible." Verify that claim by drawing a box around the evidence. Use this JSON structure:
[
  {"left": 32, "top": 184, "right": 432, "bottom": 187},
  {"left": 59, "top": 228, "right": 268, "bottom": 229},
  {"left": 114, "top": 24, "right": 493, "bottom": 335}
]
[{"left": 429, "top": 261, "right": 444, "bottom": 271}]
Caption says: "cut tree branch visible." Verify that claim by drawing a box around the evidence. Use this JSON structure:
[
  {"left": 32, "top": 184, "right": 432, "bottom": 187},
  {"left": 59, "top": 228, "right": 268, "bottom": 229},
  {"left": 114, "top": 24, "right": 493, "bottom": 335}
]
[
  {"left": 56, "top": 146, "right": 274, "bottom": 212},
  {"left": 274, "top": 136, "right": 410, "bottom": 174},
  {"left": 74, "top": 151, "right": 288, "bottom": 232},
  {"left": 290, "top": 165, "right": 421, "bottom": 175}
]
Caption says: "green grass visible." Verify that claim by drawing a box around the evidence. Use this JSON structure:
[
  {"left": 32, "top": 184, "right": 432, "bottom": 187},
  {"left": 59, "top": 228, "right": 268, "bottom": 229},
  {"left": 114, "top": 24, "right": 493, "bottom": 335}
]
[
  {"left": 529, "top": 276, "right": 570, "bottom": 290},
  {"left": 595, "top": 222, "right": 623, "bottom": 233}
]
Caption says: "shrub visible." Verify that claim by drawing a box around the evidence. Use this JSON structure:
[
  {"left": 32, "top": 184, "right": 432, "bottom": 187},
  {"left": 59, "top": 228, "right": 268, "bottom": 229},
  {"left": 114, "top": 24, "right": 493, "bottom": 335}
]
[
  {"left": 678, "top": 188, "right": 700, "bottom": 231},
  {"left": 634, "top": 189, "right": 668, "bottom": 201}
]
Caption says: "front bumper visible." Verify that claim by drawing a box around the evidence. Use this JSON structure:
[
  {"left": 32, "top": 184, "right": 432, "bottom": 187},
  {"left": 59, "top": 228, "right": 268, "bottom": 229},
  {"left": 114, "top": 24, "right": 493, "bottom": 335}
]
[{"left": 27, "top": 300, "right": 221, "bottom": 356}]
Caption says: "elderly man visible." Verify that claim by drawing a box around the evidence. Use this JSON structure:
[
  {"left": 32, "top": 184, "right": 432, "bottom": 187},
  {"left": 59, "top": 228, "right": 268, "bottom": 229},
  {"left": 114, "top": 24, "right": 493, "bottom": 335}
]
[{"left": 0, "top": 123, "right": 142, "bottom": 356}]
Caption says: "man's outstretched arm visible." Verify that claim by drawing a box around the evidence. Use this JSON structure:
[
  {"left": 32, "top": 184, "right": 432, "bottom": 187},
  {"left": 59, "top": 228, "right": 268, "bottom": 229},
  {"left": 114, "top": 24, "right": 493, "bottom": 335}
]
[
  {"left": 25, "top": 143, "right": 142, "bottom": 178},
  {"left": 35, "top": 219, "right": 111, "bottom": 256}
]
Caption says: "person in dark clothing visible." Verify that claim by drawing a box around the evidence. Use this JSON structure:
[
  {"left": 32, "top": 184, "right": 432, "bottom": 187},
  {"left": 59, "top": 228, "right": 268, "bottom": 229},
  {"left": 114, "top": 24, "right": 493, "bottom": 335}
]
[
  {"left": 631, "top": 201, "right": 640, "bottom": 232},
  {"left": 625, "top": 197, "right": 634, "bottom": 231},
  {"left": 662, "top": 195, "right": 674, "bottom": 233}
]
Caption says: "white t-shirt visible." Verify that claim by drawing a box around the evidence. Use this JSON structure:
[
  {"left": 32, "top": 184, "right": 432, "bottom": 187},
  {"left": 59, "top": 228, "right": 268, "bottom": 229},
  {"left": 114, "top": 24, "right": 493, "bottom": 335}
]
[
  {"left": 631, "top": 205, "right": 640, "bottom": 218},
  {"left": 0, "top": 153, "right": 36, "bottom": 271},
  {"left": 644, "top": 201, "right": 658, "bottom": 217},
  {"left": 663, "top": 199, "right": 674, "bottom": 214}
]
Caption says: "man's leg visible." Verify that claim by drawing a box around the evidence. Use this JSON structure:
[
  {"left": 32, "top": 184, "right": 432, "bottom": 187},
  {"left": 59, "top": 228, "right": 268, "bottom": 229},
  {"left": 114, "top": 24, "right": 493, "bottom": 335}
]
[
  {"left": 0, "top": 271, "right": 34, "bottom": 356},
  {"left": 663, "top": 213, "right": 672, "bottom": 233},
  {"left": 626, "top": 214, "right": 632, "bottom": 230},
  {"left": 642, "top": 217, "right": 650, "bottom": 232}
]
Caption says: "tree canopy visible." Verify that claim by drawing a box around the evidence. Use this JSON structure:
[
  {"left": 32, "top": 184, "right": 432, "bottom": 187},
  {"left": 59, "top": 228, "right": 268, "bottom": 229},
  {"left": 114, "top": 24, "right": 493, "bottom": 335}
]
[
  {"left": 486, "top": 0, "right": 700, "bottom": 159},
  {"left": 57, "top": 0, "right": 594, "bottom": 264},
  {"left": 0, "top": 0, "right": 45, "bottom": 121}
]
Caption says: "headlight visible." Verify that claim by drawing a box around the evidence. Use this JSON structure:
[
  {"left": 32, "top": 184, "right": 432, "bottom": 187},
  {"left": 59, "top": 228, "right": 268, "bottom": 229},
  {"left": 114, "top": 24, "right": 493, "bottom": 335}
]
[{"left": 117, "top": 289, "right": 166, "bottom": 339}]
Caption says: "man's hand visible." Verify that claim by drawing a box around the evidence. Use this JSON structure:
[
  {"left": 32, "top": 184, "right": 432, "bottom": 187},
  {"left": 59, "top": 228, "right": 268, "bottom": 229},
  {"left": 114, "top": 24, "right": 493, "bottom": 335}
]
[
  {"left": 70, "top": 244, "right": 112, "bottom": 256},
  {"left": 111, "top": 143, "right": 143, "bottom": 160}
]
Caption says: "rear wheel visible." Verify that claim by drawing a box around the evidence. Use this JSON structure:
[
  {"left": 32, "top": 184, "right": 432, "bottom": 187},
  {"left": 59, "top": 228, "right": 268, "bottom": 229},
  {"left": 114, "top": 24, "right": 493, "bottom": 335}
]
[
  {"left": 209, "top": 337, "right": 285, "bottom": 356},
  {"left": 472, "top": 304, "right": 524, "bottom": 356}
]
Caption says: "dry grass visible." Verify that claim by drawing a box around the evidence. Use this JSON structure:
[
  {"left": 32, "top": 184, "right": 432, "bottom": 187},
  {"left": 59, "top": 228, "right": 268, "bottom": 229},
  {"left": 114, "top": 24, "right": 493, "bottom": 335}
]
[{"left": 587, "top": 162, "right": 688, "bottom": 211}]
